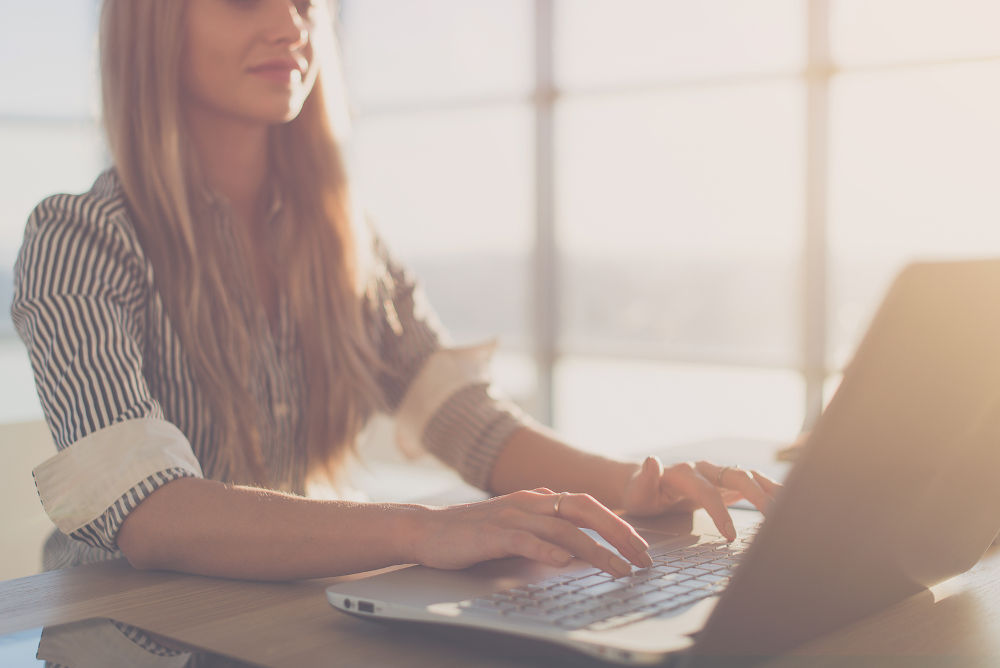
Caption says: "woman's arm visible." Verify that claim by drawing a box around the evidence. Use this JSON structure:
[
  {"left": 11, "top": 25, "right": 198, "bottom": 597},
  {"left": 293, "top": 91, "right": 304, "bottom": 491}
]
[
  {"left": 117, "top": 478, "right": 418, "bottom": 579},
  {"left": 488, "top": 426, "right": 638, "bottom": 511},
  {"left": 117, "top": 476, "right": 654, "bottom": 580},
  {"left": 488, "top": 425, "right": 782, "bottom": 542}
]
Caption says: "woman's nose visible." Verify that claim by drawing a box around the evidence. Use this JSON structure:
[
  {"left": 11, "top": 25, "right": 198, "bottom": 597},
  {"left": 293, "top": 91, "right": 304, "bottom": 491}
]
[{"left": 268, "top": 1, "right": 310, "bottom": 48}]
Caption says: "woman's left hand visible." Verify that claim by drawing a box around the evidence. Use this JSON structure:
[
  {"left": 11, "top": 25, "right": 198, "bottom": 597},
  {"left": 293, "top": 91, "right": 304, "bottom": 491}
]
[{"left": 619, "top": 457, "right": 782, "bottom": 541}]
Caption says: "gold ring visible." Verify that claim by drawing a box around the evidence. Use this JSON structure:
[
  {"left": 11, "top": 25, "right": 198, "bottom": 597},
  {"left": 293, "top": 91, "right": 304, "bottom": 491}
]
[
  {"left": 553, "top": 492, "right": 567, "bottom": 516},
  {"left": 716, "top": 466, "right": 733, "bottom": 487}
]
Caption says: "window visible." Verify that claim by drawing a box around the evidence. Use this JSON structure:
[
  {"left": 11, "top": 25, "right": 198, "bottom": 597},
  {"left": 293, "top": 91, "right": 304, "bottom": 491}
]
[
  {"left": 0, "top": 1, "right": 103, "bottom": 423},
  {"left": 4, "top": 1, "right": 999, "bottom": 457},
  {"left": 342, "top": 0, "right": 1000, "bottom": 448}
]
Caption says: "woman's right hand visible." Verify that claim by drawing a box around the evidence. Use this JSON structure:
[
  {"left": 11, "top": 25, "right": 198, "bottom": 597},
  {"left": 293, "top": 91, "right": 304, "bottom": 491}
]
[{"left": 408, "top": 488, "right": 653, "bottom": 577}]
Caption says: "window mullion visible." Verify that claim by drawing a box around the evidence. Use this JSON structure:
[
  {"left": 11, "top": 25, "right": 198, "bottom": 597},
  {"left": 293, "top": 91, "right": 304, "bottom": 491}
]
[
  {"left": 532, "top": 0, "right": 557, "bottom": 425},
  {"left": 802, "top": 0, "right": 832, "bottom": 429}
]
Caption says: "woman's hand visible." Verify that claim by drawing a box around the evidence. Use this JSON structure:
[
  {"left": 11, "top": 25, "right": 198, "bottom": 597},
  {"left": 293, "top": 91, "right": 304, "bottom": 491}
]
[
  {"left": 410, "top": 488, "right": 653, "bottom": 577},
  {"left": 620, "top": 457, "right": 782, "bottom": 541}
]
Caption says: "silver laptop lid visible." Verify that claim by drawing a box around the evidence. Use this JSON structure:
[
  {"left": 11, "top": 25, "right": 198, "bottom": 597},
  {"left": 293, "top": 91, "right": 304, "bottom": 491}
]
[{"left": 696, "top": 259, "right": 1000, "bottom": 655}]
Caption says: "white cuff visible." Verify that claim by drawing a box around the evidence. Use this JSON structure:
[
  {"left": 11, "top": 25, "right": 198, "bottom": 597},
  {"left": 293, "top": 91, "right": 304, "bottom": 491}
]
[
  {"left": 32, "top": 418, "right": 204, "bottom": 535},
  {"left": 395, "top": 341, "right": 497, "bottom": 458}
]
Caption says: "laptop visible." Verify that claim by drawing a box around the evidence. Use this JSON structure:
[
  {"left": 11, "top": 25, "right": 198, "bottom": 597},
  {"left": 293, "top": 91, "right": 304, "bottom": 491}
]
[{"left": 326, "top": 260, "right": 1000, "bottom": 664}]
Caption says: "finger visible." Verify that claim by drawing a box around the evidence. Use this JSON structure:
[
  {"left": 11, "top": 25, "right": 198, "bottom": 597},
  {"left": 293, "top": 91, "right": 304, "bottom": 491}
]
[
  {"left": 512, "top": 489, "right": 650, "bottom": 554},
  {"left": 507, "top": 489, "right": 558, "bottom": 512},
  {"left": 553, "top": 492, "right": 652, "bottom": 567},
  {"left": 655, "top": 475, "right": 703, "bottom": 511},
  {"left": 506, "top": 491, "right": 653, "bottom": 569},
  {"left": 496, "top": 493, "right": 648, "bottom": 570},
  {"left": 630, "top": 456, "right": 664, "bottom": 504},
  {"left": 513, "top": 513, "right": 636, "bottom": 577},
  {"left": 509, "top": 490, "right": 650, "bottom": 569},
  {"left": 663, "top": 463, "right": 736, "bottom": 541},
  {"left": 639, "top": 455, "right": 663, "bottom": 488},
  {"left": 696, "top": 462, "right": 771, "bottom": 516},
  {"left": 641, "top": 455, "right": 683, "bottom": 506},
  {"left": 498, "top": 528, "right": 575, "bottom": 567},
  {"left": 750, "top": 470, "right": 782, "bottom": 497},
  {"left": 720, "top": 489, "right": 743, "bottom": 505},
  {"left": 663, "top": 497, "right": 699, "bottom": 512},
  {"left": 556, "top": 493, "right": 652, "bottom": 568},
  {"left": 727, "top": 470, "right": 771, "bottom": 515}
]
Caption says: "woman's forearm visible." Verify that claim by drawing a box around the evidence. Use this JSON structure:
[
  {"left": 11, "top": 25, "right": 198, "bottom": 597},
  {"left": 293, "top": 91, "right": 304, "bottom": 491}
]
[
  {"left": 116, "top": 477, "right": 426, "bottom": 580},
  {"left": 487, "top": 425, "right": 640, "bottom": 510}
]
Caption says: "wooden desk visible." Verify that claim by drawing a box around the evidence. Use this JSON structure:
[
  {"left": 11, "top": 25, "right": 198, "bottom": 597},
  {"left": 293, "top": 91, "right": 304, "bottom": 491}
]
[
  {"left": 1, "top": 516, "right": 998, "bottom": 667},
  {"left": 2, "top": 440, "right": 998, "bottom": 666}
]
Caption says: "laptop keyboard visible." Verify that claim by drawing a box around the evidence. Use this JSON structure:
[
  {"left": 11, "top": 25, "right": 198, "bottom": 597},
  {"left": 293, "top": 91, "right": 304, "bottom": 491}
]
[{"left": 459, "top": 524, "right": 759, "bottom": 632}]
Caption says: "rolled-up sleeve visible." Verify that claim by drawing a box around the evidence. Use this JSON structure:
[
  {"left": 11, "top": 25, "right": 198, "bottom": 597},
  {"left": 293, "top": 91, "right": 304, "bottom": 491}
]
[
  {"left": 369, "top": 234, "right": 527, "bottom": 490},
  {"left": 11, "top": 194, "right": 204, "bottom": 552}
]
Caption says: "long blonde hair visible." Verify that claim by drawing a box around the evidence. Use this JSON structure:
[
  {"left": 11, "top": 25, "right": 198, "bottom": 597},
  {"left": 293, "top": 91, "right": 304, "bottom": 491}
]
[{"left": 100, "top": 0, "right": 386, "bottom": 486}]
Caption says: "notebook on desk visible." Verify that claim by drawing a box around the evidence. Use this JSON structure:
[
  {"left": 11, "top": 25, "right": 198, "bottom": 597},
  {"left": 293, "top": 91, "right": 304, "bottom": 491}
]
[{"left": 327, "top": 260, "right": 1000, "bottom": 665}]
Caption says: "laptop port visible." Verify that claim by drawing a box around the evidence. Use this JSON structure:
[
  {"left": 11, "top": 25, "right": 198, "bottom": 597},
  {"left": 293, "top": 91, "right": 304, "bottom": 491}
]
[{"left": 359, "top": 601, "right": 375, "bottom": 613}]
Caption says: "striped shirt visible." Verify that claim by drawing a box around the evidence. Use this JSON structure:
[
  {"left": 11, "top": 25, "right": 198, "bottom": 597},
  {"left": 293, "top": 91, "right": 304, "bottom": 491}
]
[{"left": 11, "top": 169, "right": 526, "bottom": 568}]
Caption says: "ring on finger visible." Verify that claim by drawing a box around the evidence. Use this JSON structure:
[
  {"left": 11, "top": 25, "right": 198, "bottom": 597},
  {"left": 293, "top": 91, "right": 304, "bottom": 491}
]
[{"left": 553, "top": 492, "right": 568, "bottom": 516}]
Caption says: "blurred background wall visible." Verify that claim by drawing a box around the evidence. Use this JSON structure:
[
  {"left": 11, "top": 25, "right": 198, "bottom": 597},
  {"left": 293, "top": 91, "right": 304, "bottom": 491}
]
[{"left": 3, "top": 0, "right": 1000, "bottom": 463}]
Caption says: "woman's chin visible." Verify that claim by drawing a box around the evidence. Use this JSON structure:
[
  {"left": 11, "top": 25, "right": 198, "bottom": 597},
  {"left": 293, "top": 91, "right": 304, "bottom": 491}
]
[{"left": 244, "top": 104, "right": 307, "bottom": 126}]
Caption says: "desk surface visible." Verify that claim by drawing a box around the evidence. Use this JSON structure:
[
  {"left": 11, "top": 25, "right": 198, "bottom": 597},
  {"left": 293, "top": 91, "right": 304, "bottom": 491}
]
[
  {"left": 2, "top": 441, "right": 1000, "bottom": 667},
  {"left": 2, "top": 520, "right": 999, "bottom": 667}
]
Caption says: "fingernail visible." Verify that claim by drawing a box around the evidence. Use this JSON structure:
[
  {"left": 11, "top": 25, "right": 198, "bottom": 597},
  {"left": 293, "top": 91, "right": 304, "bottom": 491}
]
[
  {"left": 630, "top": 538, "right": 652, "bottom": 566},
  {"left": 611, "top": 556, "right": 631, "bottom": 577},
  {"left": 726, "top": 523, "right": 737, "bottom": 542},
  {"left": 630, "top": 535, "right": 650, "bottom": 551}
]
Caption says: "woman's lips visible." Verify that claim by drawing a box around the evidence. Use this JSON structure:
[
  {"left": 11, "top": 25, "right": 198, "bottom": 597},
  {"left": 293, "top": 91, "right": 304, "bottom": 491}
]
[{"left": 248, "top": 62, "right": 303, "bottom": 84}]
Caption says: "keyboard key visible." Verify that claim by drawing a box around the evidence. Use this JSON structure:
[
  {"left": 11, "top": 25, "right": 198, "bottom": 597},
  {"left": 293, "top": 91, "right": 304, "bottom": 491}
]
[
  {"left": 505, "top": 608, "right": 561, "bottom": 623},
  {"left": 569, "top": 567, "right": 604, "bottom": 579},
  {"left": 573, "top": 573, "right": 614, "bottom": 588},
  {"left": 655, "top": 600, "right": 699, "bottom": 618},
  {"left": 537, "top": 599, "right": 569, "bottom": 612},
  {"left": 556, "top": 609, "right": 615, "bottom": 630},
  {"left": 554, "top": 592, "right": 592, "bottom": 607},
  {"left": 629, "top": 589, "right": 682, "bottom": 608},
  {"left": 654, "top": 570, "right": 685, "bottom": 582},
  {"left": 586, "top": 580, "right": 632, "bottom": 596},
  {"left": 703, "top": 563, "right": 734, "bottom": 574},
  {"left": 629, "top": 582, "right": 663, "bottom": 596},
  {"left": 650, "top": 563, "right": 681, "bottom": 572},
  {"left": 686, "top": 554, "right": 717, "bottom": 564},
  {"left": 621, "top": 570, "right": 661, "bottom": 585},
  {"left": 550, "top": 582, "right": 584, "bottom": 595},
  {"left": 605, "top": 587, "right": 639, "bottom": 601}
]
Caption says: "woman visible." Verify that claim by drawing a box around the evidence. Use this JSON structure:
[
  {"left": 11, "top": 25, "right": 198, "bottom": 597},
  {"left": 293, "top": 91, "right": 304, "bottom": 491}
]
[{"left": 11, "top": 0, "right": 780, "bottom": 580}]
